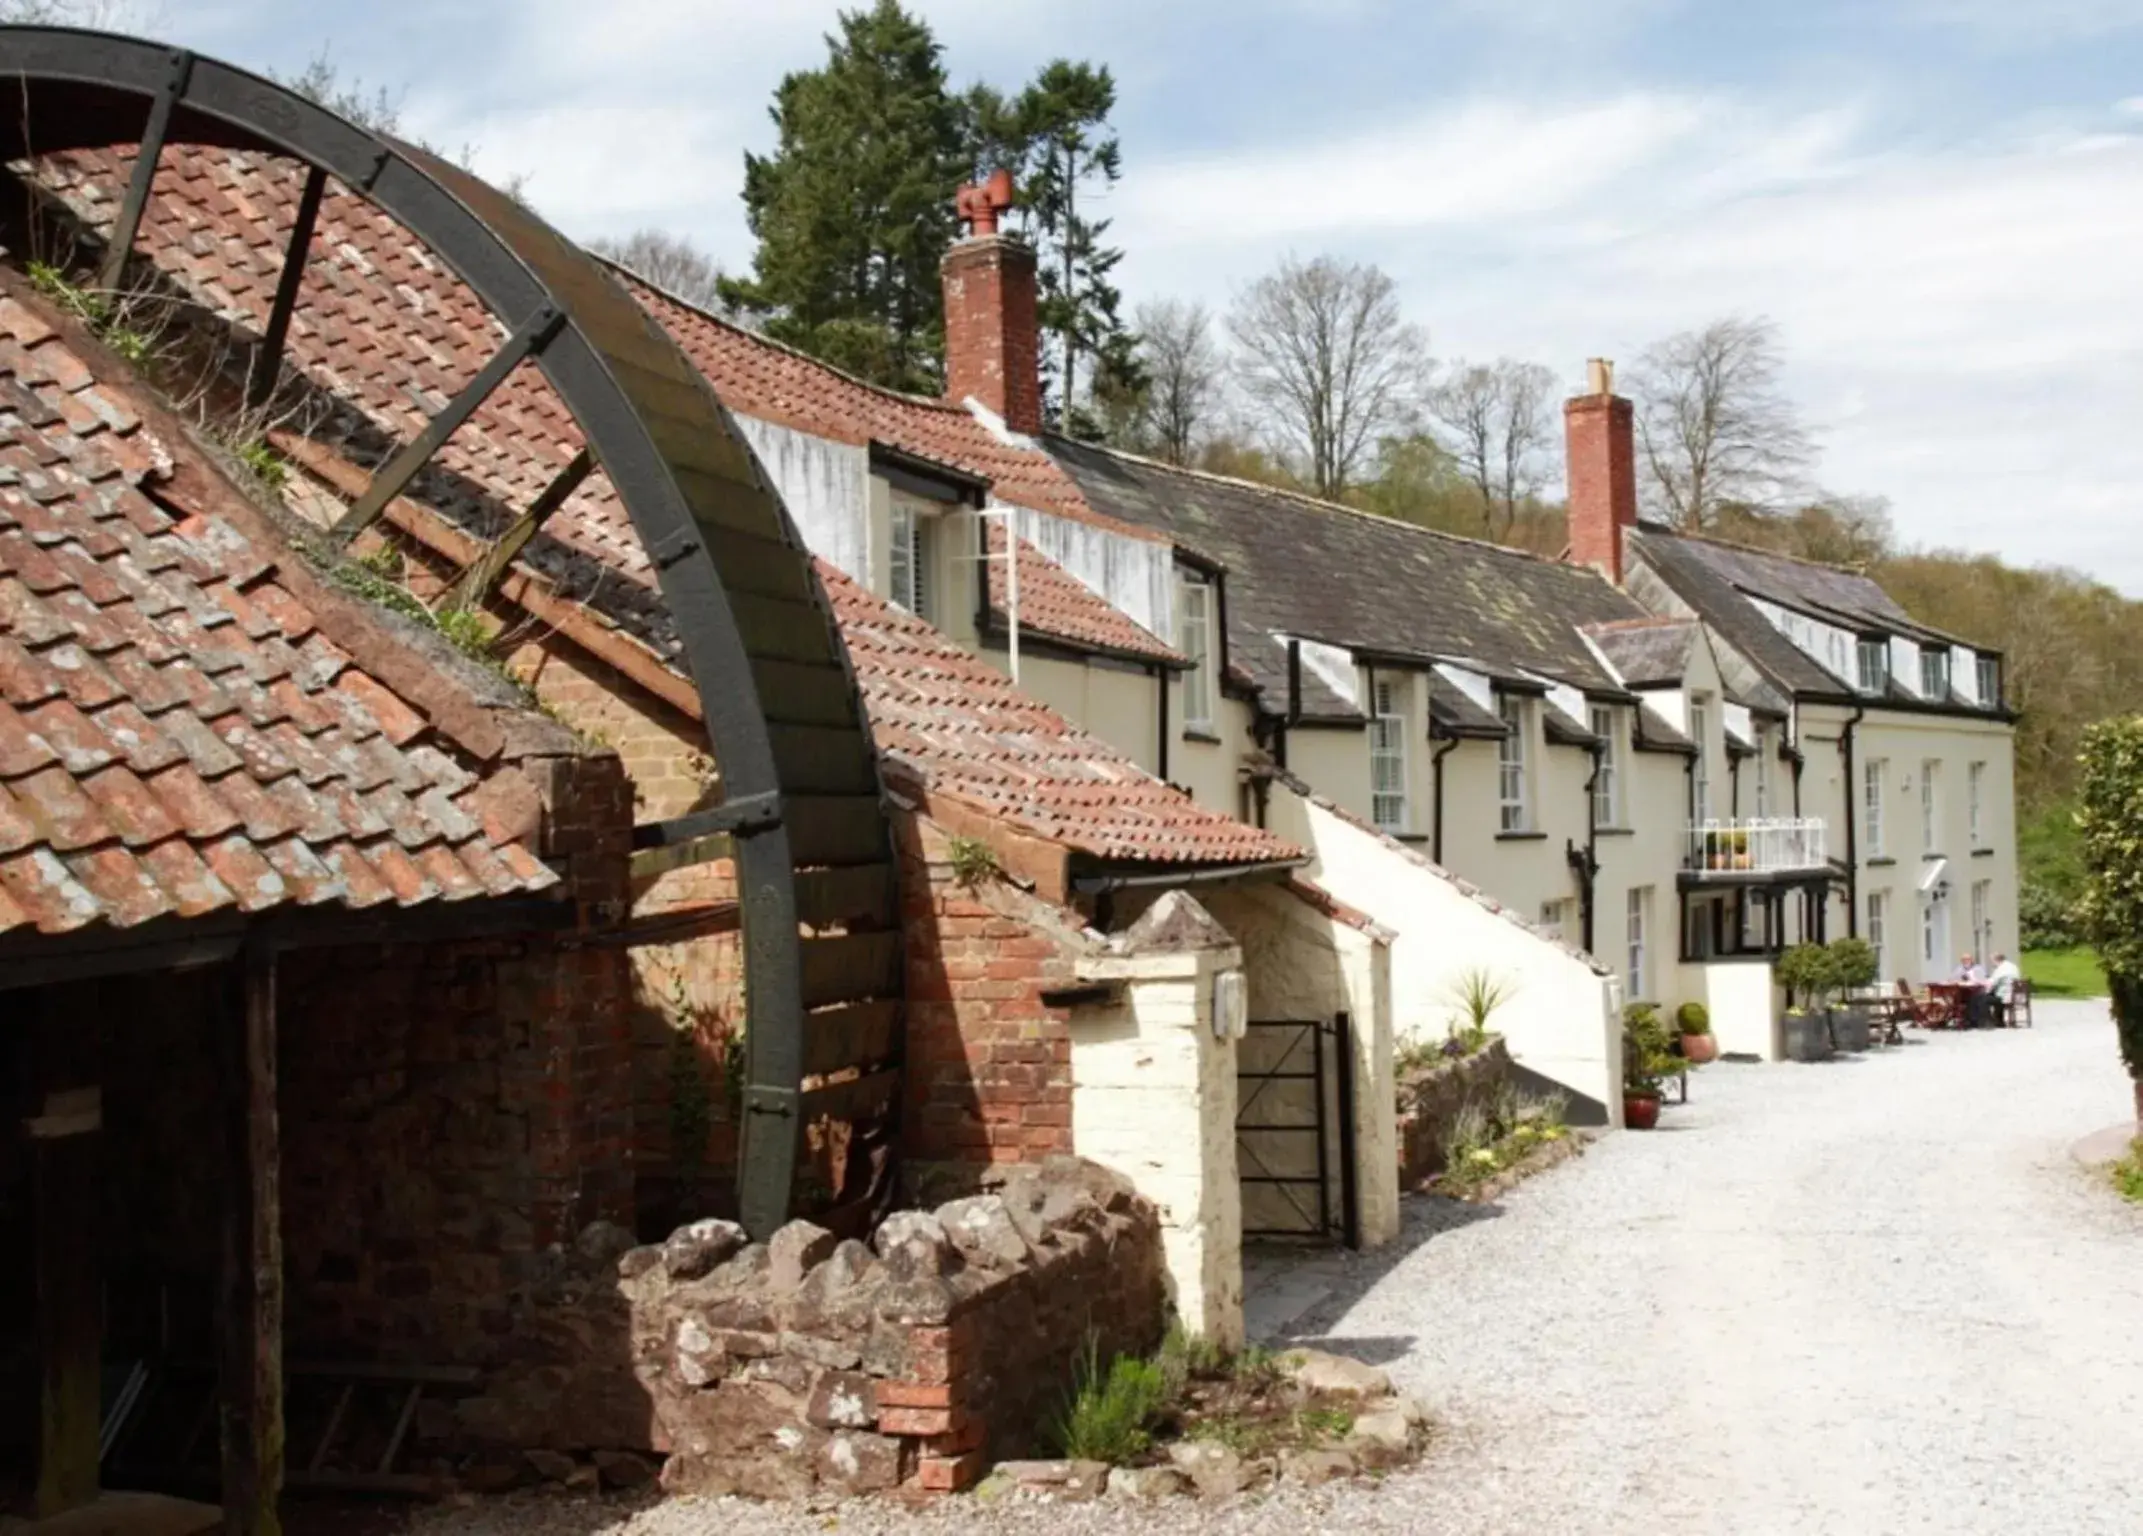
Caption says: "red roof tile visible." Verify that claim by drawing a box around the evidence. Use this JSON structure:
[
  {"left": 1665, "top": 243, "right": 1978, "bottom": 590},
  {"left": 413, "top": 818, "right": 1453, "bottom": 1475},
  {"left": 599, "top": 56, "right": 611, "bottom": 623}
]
[
  {"left": 825, "top": 562, "right": 1294, "bottom": 867},
  {"left": 28, "top": 147, "right": 1286, "bottom": 873},
  {"left": 0, "top": 296, "right": 560, "bottom": 938},
  {"left": 983, "top": 523, "right": 1183, "bottom": 667}
]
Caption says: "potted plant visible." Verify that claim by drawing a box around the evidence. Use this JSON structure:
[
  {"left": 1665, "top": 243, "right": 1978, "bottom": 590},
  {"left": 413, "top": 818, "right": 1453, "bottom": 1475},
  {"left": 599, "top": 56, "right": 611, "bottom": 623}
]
[
  {"left": 1676, "top": 1001, "right": 1718, "bottom": 1064},
  {"left": 1826, "top": 937, "right": 1880, "bottom": 1052},
  {"left": 1775, "top": 943, "right": 1837, "bottom": 1062},
  {"left": 1622, "top": 1003, "right": 1677, "bottom": 1129},
  {"left": 1730, "top": 830, "right": 1752, "bottom": 871}
]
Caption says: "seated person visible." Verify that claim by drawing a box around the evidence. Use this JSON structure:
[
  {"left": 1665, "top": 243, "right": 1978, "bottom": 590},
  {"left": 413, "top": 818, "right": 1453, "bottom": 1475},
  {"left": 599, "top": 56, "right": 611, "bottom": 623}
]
[
  {"left": 1988, "top": 952, "right": 2022, "bottom": 1024},
  {"left": 1954, "top": 953, "right": 1990, "bottom": 1026}
]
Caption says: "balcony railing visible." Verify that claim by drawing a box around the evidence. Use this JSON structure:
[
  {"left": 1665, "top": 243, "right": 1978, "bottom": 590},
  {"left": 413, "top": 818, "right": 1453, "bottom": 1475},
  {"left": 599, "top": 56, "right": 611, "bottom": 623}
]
[{"left": 1685, "top": 818, "right": 1829, "bottom": 874}]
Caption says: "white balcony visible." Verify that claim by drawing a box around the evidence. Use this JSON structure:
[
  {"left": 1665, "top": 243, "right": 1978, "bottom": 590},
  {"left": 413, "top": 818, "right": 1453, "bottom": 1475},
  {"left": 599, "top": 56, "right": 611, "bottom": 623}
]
[{"left": 1685, "top": 818, "right": 1829, "bottom": 875}]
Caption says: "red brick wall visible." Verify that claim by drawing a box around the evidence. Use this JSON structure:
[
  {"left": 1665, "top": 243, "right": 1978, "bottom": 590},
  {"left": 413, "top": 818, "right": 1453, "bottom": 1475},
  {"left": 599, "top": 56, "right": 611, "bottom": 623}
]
[
  {"left": 896, "top": 809, "right": 1081, "bottom": 1170},
  {"left": 940, "top": 237, "right": 1041, "bottom": 437},
  {"left": 1565, "top": 389, "right": 1637, "bottom": 584},
  {"left": 277, "top": 746, "right": 635, "bottom": 1364}
]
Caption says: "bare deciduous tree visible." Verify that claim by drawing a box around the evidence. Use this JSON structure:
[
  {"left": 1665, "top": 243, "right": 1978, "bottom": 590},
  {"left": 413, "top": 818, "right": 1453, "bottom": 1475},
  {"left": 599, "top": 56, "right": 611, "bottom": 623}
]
[
  {"left": 1227, "top": 254, "right": 1421, "bottom": 499},
  {"left": 1131, "top": 298, "right": 1217, "bottom": 465},
  {"left": 588, "top": 229, "right": 733, "bottom": 317},
  {"left": 1425, "top": 357, "right": 1557, "bottom": 541},
  {"left": 1626, "top": 315, "right": 1814, "bottom": 530}
]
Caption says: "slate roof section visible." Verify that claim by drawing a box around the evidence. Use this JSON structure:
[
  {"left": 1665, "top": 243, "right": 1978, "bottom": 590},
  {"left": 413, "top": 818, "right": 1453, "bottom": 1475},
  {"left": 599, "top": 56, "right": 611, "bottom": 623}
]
[
  {"left": 1427, "top": 675, "right": 1508, "bottom": 738},
  {"left": 824, "top": 562, "right": 1297, "bottom": 868},
  {"left": 1629, "top": 525, "right": 1998, "bottom": 707},
  {"left": 1585, "top": 616, "right": 1698, "bottom": 688},
  {"left": 0, "top": 294, "right": 559, "bottom": 938},
  {"left": 1044, "top": 439, "right": 1651, "bottom": 710},
  {"left": 981, "top": 521, "right": 1183, "bottom": 667}
]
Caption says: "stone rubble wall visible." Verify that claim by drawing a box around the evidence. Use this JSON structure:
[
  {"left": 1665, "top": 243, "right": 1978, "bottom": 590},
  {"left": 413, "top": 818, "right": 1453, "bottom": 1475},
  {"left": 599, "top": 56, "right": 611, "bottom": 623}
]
[
  {"left": 451, "top": 1155, "right": 1166, "bottom": 1499},
  {"left": 1396, "top": 1036, "right": 1514, "bottom": 1188}
]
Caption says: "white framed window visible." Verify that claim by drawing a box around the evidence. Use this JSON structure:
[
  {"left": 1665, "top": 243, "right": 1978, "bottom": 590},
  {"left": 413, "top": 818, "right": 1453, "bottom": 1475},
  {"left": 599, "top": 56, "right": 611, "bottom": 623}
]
[
  {"left": 1370, "top": 675, "right": 1409, "bottom": 833},
  {"left": 1753, "top": 726, "right": 1772, "bottom": 817},
  {"left": 1864, "top": 758, "right": 1887, "bottom": 857},
  {"left": 1921, "top": 648, "right": 1950, "bottom": 700},
  {"left": 1178, "top": 577, "right": 1214, "bottom": 733},
  {"left": 1976, "top": 656, "right": 2000, "bottom": 709},
  {"left": 1920, "top": 759, "right": 1940, "bottom": 852},
  {"left": 1590, "top": 704, "right": 1620, "bottom": 827},
  {"left": 888, "top": 500, "right": 932, "bottom": 618},
  {"left": 1971, "top": 879, "right": 1991, "bottom": 959},
  {"left": 1626, "top": 886, "right": 1652, "bottom": 1000},
  {"left": 1689, "top": 698, "right": 1712, "bottom": 823},
  {"left": 1857, "top": 638, "right": 1889, "bottom": 693},
  {"left": 1868, "top": 890, "right": 1889, "bottom": 979},
  {"left": 1968, "top": 761, "right": 1986, "bottom": 848},
  {"left": 1538, "top": 899, "right": 1567, "bottom": 942},
  {"left": 1497, "top": 694, "right": 1530, "bottom": 832}
]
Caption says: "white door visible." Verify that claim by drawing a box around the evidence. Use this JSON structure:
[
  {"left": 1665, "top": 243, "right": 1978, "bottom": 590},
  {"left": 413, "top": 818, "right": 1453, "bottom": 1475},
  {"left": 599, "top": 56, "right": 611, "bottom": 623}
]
[{"left": 1921, "top": 894, "right": 1951, "bottom": 982}]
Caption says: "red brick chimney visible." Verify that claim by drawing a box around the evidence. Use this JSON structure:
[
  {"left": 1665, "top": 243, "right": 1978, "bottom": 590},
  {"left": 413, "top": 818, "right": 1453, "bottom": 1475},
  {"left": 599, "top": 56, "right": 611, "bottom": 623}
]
[
  {"left": 941, "top": 169, "right": 1041, "bottom": 437},
  {"left": 1565, "top": 357, "right": 1638, "bottom": 586}
]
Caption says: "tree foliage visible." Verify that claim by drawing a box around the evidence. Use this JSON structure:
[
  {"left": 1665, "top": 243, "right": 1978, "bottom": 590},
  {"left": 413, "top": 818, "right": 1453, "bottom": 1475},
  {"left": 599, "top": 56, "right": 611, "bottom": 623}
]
[
  {"left": 588, "top": 229, "right": 731, "bottom": 315},
  {"left": 1425, "top": 357, "right": 1558, "bottom": 541},
  {"left": 1227, "top": 254, "right": 1422, "bottom": 499},
  {"left": 2076, "top": 717, "right": 2143, "bottom": 1076},
  {"left": 997, "top": 61, "right": 1129, "bottom": 429},
  {"left": 1628, "top": 316, "right": 1813, "bottom": 530},
  {"left": 720, "top": 0, "right": 968, "bottom": 392}
]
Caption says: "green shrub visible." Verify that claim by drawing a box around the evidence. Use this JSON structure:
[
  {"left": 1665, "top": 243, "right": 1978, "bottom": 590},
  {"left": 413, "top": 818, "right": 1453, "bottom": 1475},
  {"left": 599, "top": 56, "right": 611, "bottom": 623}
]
[
  {"left": 1827, "top": 936, "right": 1880, "bottom": 993},
  {"left": 2076, "top": 719, "right": 2143, "bottom": 1084},
  {"left": 1053, "top": 1342, "right": 1169, "bottom": 1464},
  {"left": 1775, "top": 943, "right": 1836, "bottom": 1012},
  {"left": 1675, "top": 1001, "right": 1711, "bottom": 1035},
  {"left": 2112, "top": 1139, "right": 2143, "bottom": 1205},
  {"left": 1622, "top": 1003, "right": 1677, "bottom": 1094},
  {"left": 2020, "top": 879, "right": 2082, "bottom": 951}
]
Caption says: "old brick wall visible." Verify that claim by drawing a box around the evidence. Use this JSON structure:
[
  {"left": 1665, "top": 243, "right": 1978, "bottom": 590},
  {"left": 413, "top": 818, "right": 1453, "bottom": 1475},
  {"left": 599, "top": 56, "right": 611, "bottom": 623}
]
[
  {"left": 1396, "top": 1037, "right": 1514, "bottom": 1187},
  {"left": 505, "top": 632, "right": 750, "bottom": 1228},
  {"left": 896, "top": 806, "right": 1090, "bottom": 1175},
  {"left": 455, "top": 1156, "right": 1167, "bottom": 1495},
  {"left": 277, "top": 747, "right": 635, "bottom": 1365}
]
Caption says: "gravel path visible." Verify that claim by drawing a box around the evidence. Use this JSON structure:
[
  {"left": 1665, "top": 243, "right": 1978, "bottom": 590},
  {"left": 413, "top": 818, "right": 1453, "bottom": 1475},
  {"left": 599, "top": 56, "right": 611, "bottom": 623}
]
[{"left": 359, "top": 1000, "right": 2143, "bottom": 1536}]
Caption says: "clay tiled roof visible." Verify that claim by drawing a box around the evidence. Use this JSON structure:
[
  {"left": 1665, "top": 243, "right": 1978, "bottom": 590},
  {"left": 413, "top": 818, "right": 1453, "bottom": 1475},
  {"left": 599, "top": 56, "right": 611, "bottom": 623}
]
[
  {"left": 0, "top": 295, "right": 560, "bottom": 937},
  {"left": 825, "top": 562, "right": 1296, "bottom": 868},
  {"left": 24, "top": 148, "right": 1285, "bottom": 874},
  {"left": 982, "top": 522, "right": 1182, "bottom": 667}
]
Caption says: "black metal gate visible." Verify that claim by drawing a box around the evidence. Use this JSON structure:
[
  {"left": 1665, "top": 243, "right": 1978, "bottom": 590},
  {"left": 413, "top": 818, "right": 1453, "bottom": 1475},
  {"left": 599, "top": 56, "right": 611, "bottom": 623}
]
[{"left": 1237, "top": 1014, "right": 1358, "bottom": 1246}]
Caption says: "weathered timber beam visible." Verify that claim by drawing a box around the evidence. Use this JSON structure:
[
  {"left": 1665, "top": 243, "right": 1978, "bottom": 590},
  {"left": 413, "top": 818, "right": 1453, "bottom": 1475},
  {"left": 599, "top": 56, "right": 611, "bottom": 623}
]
[
  {"left": 31, "top": 981, "right": 101, "bottom": 1518},
  {"left": 219, "top": 944, "right": 284, "bottom": 1536},
  {"left": 433, "top": 445, "right": 594, "bottom": 612}
]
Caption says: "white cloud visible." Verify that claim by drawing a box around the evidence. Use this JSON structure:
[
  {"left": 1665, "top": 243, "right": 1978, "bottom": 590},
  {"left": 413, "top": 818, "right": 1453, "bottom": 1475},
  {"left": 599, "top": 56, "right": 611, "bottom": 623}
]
[{"left": 1118, "top": 98, "right": 2143, "bottom": 587}]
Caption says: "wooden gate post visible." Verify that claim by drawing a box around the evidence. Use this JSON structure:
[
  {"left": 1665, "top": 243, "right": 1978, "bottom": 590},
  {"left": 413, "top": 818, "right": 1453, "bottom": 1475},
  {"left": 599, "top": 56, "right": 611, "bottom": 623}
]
[
  {"left": 30, "top": 982, "right": 101, "bottom": 1518},
  {"left": 220, "top": 944, "right": 283, "bottom": 1536}
]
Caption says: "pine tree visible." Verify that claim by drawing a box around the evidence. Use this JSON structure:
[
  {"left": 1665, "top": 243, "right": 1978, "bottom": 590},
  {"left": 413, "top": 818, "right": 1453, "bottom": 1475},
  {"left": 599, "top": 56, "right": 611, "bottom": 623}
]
[
  {"left": 719, "top": 1, "right": 967, "bottom": 393},
  {"left": 1005, "top": 62, "right": 1128, "bottom": 429}
]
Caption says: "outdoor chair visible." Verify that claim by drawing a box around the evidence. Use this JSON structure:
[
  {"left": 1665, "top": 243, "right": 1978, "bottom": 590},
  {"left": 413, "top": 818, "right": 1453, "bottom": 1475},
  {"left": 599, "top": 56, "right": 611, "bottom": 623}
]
[
  {"left": 2007, "top": 980, "right": 2034, "bottom": 1028},
  {"left": 1893, "top": 978, "right": 1942, "bottom": 1030}
]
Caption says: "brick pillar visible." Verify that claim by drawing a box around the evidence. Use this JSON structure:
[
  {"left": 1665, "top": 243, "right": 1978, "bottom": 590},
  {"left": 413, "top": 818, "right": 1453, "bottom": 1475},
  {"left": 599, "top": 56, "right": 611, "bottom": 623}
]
[
  {"left": 941, "top": 236, "right": 1041, "bottom": 437},
  {"left": 1565, "top": 358, "right": 1638, "bottom": 586}
]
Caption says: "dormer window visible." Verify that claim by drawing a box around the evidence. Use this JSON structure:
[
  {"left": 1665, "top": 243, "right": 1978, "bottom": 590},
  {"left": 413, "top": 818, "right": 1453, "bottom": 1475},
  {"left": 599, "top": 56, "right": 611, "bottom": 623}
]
[
  {"left": 1976, "top": 655, "right": 2000, "bottom": 709},
  {"left": 1178, "top": 575, "right": 1214, "bottom": 734},
  {"left": 1920, "top": 648, "right": 1950, "bottom": 701},
  {"left": 1856, "top": 638, "right": 1888, "bottom": 693}
]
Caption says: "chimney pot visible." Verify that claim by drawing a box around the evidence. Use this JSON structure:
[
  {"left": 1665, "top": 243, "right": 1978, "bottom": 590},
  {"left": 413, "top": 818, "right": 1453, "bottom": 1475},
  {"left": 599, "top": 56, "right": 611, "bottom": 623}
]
[
  {"left": 942, "top": 172, "right": 1041, "bottom": 436},
  {"left": 1564, "top": 360, "right": 1638, "bottom": 586}
]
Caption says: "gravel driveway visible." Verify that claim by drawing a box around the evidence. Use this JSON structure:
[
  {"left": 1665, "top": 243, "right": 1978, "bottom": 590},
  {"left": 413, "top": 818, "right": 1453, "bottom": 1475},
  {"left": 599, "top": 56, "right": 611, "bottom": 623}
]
[{"left": 361, "top": 999, "right": 2143, "bottom": 1536}]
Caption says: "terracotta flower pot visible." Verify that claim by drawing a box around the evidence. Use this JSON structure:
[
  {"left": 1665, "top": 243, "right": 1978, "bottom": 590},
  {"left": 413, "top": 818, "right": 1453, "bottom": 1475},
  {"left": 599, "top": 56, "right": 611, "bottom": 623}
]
[
  {"left": 1624, "top": 1091, "right": 1662, "bottom": 1130},
  {"left": 1680, "top": 1033, "right": 1718, "bottom": 1065}
]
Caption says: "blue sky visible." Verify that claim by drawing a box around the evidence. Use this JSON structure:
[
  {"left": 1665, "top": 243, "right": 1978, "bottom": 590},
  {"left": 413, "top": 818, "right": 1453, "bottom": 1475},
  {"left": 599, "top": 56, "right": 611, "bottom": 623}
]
[{"left": 150, "top": 0, "right": 2143, "bottom": 588}]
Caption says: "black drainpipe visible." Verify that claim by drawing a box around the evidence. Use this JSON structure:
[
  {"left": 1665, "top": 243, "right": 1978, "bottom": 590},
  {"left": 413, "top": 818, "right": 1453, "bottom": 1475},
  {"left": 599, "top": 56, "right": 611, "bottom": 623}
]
[
  {"left": 1154, "top": 661, "right": 1170, "bottom": 783},
  {"left": 1430, "top": 722, "right": 1460, "bottom": 865},
  {"left": 1569, "top": 736, "right": 1604, "bottom": 954},
  {"left": 1838, "top": 703, "right": 1865, "bottom": 937},
  {"left": 1278, "top": 638, "right": 1303, "bottom": 772}
]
